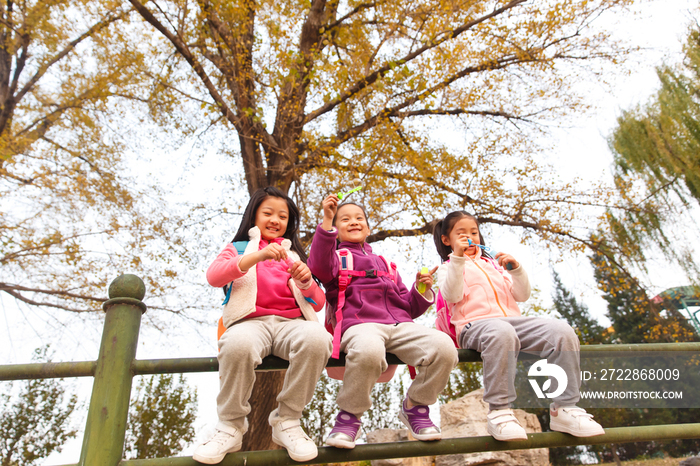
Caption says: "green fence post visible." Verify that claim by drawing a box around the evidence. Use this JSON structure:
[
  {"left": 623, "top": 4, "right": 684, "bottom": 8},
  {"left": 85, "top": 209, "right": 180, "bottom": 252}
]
[{"left": 79, "top": 274, "right": 147, "bottom": 466}]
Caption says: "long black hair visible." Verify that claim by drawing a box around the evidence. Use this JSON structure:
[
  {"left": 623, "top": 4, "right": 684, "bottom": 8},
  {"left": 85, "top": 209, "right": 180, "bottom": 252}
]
[
  {"left": 231, "top": 186, "right": 309, "bottom": 262},
  {"left": 432, "top": 211, "right": 488, "bottom": 262}
]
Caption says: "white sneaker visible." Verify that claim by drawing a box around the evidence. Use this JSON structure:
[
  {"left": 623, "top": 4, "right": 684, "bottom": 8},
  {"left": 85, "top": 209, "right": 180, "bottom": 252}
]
[
  {"left": 193, "top": 420, "right": 247, "bottom": 464},
  {"left": 269, "top": 409, "right": 318, "bottom": 462},
  {"left": 486, "top": 409, "right": 528, "bottom": 441},
  {"left": 550, "top": 404, "right": 605, "bottom": 437}
]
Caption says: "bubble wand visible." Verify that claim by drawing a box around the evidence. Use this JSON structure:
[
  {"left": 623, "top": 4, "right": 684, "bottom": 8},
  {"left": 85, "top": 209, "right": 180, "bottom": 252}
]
[
  {"left": 338, "top": 179, "right": 363, "bottom": 200},
  {"left": 468, "top": 239, "right": 512, "bottom": 270}
]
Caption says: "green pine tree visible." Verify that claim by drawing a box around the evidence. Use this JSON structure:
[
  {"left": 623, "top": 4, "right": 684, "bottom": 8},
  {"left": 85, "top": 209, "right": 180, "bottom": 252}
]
[
  {"left": 124, "top": 374, "right": 198, "bottom": 460},
  {"left": 551, "top": 271, "right": 612, "bottom": 345}
]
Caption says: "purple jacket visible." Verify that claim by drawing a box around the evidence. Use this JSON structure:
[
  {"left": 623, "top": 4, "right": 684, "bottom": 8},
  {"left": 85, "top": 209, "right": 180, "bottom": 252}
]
[{"left": 308, "top": 224, "right": 434, "bottom": 337}]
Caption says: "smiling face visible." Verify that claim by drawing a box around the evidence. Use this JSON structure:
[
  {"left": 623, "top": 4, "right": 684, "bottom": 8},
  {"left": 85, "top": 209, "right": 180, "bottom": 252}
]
[
  {"left": 335, "top": 204, "right": 370, "bottom": 244},
  {"left": 442, "top": 217, "right": 480, "bottom": 256},
  {"left": 254, "top": 196, "right": 289, "bottom": 240}
]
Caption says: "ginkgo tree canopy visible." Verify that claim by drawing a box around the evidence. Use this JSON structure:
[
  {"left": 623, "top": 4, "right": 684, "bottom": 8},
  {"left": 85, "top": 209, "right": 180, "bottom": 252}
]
[
  {"left": 130, "top": 0, "right": 636, "bottom": 253},
  {"left": 2, "top": 0, "right": 669, "bottom": 318}
]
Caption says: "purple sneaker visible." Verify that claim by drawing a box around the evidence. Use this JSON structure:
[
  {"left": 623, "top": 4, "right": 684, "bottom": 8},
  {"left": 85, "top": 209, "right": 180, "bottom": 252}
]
[
  {"left": 398, "top": 399, "right": 441, "bottom": 441},
  {"left": 325, "top": 411, "right": 362, "bottom": 449}
]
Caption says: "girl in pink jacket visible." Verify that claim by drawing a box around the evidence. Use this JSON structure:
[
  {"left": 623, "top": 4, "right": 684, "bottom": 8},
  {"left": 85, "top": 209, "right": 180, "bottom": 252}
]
[
  {"left": 193, "top": 187, "right": 332, "bottom": 465},
  {"left": 433, "top": 211, "right": 604, "bottom": 442}
]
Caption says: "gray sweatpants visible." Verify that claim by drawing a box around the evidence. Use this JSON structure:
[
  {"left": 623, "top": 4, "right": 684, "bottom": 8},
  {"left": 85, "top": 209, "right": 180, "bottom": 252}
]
[
  {"left": 458, "top": 317, "right": 581, "bottom": 411},
  {"left": 216, "top": 315, "right": 333, "bottom": 431},
  {"left": 337, "top": 322, "right": 459, "bottom": 417}
]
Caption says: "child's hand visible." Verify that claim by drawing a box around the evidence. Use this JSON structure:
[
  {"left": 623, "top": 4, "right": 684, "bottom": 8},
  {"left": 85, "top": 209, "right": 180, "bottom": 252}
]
[
  {"left": 495, "top": 252, "right": 519, "bottom": 270},
  {"left": 259, "top": 242, "right": 288, "bottom": 262},
  {"left": 452, "top": 234, "right": 471, "bottom": 257},
  {"left": 289, "top": 261, "right": 312, "bottom": 284},
  {"left": 416, "top": 266, "right": 439, "bottom": 295},
  {"left": 322, "top": 194, "right": 339, "bottom": 221},
  {"left": 321, "top": 194, "right": 339, "bottom": 230}
]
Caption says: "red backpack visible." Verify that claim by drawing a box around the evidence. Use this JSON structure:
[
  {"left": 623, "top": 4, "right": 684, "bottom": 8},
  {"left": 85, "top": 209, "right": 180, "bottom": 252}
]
[{"left": 435, "top": 290, "right": 459, "bottom": 348}]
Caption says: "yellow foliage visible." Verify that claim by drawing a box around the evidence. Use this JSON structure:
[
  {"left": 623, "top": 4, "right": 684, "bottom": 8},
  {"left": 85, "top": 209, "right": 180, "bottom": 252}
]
[
  {"left": 129, "top": 0, "right": 639, "bottom": 259},
  {"left": 0, "top": 0, "right": 194, "bottom": 316}
]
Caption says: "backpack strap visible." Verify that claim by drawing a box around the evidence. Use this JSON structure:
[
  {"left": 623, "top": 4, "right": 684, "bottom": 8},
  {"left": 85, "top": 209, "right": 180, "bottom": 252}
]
[
  {"left": 222, "top": 241, "right": 250, "bottom": 306},
  {"left": 327, "top": 249, "right": 402, "bottom": 382},
  {"left": 380, "top": 256, "right": 398, "bottom": 283},
  {"left": 342, "top": 256, "right": 396, "bottom": 281},
  {"left": 222, "top": 282, "right": 234, "bottom": 306},
  {"left": 332, "top": 249, "right": 353, "bottom": 359},
  {"left": 330, "top": 250, "right": 399, "bottom": 359},
  {"left": 232, "top": 241, "right": 249, "bottom": 255}
]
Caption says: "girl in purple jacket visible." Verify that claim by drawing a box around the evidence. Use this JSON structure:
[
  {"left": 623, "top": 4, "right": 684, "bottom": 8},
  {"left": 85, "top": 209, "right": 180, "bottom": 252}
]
[{"left": 308, "top": 194, "right": 458, "bottom": 449}]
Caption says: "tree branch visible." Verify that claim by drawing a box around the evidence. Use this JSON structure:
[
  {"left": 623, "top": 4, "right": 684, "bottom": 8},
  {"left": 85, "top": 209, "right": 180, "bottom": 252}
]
[
  {"left": 128, "top": 0, "right": 240, "bottom": 129},
  {"left": 366, "top": 220, "right": 438, "bottom": 242},
  {"left": 324, "top": 1, "right": 377, "bottom": 32},
  {"left": 1, "top": 286, "right": 102, "bottom": 313},
  {"left": 14, "top": 8, "right": 127, "bottom": 104},
  {"left": 0, "top": 283, "right": 106, "bottom": 302},
  {"left": 391, "top": 108, "right": 540, "bottom": 122},
  {"left": 303, "top": 53, "right": 533, "bottom": 166},
  {"left": 303, "top": 0, "right": 526, "bottom": 124},
  {"left": 0, "top": 230, "right": 112, "bottom": 264}
]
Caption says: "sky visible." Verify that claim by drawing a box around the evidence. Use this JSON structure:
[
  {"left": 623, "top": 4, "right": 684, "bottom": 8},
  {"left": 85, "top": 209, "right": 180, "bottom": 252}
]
[
  {"left": 1, "top": 0, "right": 698, "bottom": 464},
  {"left": 539, "top": 0, "right": 700, "bottom": 324}
]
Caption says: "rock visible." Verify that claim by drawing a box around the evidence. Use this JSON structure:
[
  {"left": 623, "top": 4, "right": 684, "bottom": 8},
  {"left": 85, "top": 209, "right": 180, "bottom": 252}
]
[
  {"left": 366, "top": 428, "right": 435, "bottom": 466},
  {"left": 680, "top": 457, "right": 700, "bottom": 466},
  {"left": 437, "top": 388, "right": 548, "bottom": 466}
]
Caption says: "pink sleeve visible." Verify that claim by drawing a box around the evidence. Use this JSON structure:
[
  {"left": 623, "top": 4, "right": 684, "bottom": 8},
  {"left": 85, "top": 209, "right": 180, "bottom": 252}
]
[
  {"left": 206, "top": 244, "right": 248, "bottom": 288},
  {"left": 299, "top": 282, "right": 326, "bottom": 312}
]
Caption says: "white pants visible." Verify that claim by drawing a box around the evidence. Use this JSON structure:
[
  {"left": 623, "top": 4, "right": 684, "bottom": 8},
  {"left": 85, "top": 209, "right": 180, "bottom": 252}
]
[
  {"left": 337, "top": 322, "right": 458, "bottom": 417},
  {"left": 216, "top": 315, "right": 333, "bottom": 430}
]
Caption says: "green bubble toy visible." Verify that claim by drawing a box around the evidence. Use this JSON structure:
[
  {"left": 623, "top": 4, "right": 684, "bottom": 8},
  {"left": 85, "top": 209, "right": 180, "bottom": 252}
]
[
  {"left": 338, "top": 179, "right": 363, "bottom": 200},
  {"left": 417, "top": 266, "right": 430, "bottom": 293}
]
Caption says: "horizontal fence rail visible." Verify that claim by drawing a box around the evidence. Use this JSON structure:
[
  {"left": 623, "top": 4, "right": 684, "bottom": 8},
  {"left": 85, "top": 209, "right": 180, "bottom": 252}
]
[
  {"left": 115, "top": 424, "right": 700, "bottom": 466},
  {"left": 0, "top": 360, "right": 97, "bottom": 380},
  {"left": 4, "top": 343, "right": 700, "bottom": 380},
  {"left": 2, "top": 274, "right": 699, "bottom": 466}
]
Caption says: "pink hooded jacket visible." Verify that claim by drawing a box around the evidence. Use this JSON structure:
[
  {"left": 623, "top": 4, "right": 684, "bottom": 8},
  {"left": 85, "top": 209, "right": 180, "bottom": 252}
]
[{"left": 436, "top": 249, "right": 531, "bottom": 339}]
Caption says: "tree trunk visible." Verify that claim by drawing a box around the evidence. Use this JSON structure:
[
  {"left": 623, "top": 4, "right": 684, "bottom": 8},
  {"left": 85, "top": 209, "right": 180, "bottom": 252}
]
[
  {"left": 611, "top": 444, "right": 622, "bottom": 466},
  {"left": 241, "top": 370, "right": 286, "bottom": 451}
]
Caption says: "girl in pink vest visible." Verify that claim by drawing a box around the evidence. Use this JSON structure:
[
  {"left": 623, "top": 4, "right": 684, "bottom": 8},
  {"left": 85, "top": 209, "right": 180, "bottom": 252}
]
[
  {"left": 434, "top": 210, "right": 604, "bottom": 441},
  {"left": 193, "top": 187, "right": 332, "bottom": 464}
]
